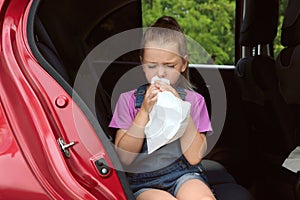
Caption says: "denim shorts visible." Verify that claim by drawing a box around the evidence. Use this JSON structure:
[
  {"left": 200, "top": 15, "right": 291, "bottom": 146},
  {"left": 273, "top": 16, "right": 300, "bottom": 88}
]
[{"left": 126, "top": 156, "right": 209, "bottom": 198}]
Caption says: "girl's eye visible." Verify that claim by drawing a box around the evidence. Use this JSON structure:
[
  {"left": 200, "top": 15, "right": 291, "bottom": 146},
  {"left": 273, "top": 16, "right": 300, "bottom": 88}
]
[
  {"left": 166, "top": 65, "right": 175, "bottom": 68},
  {"left": 147, "top": 64, "right": 157, "bottom": 68}
]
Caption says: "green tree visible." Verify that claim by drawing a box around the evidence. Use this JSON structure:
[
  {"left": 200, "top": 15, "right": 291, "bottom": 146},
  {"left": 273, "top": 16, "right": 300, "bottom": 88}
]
[
  {"left": 142, "top": 0, "right": 288, "bottom": 64},
  {"left": 142, "top": 0, "right": 235, "bottom": 65},
  {"left": 274, "top": 0, "right": 288, "bottom": 57}
]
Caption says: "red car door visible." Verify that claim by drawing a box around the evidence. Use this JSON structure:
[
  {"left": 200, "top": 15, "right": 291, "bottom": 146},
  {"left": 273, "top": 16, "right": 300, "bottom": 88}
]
[{"left": 0, "top": 1, "right": 132, "bottom": 199}]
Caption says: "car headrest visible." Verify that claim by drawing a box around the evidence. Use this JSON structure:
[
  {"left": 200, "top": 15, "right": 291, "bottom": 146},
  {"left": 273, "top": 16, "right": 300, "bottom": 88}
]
[
  {"left": 236, "top": 55, "right": 277, "bottom": 105},
  {"left": 240, "top": 0, "right": 279, "bottom": 46},
  {"left": 276, "top": 45, "right": 300, "bottom": 104},
  {"left": 281, "top": 0, "right": 300, "bottom": 46}
]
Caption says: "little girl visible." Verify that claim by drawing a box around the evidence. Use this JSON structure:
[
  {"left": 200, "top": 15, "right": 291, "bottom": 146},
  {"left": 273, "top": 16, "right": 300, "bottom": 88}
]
[{"left": 109, "top": 16, "right": 215, "bottom": 200}]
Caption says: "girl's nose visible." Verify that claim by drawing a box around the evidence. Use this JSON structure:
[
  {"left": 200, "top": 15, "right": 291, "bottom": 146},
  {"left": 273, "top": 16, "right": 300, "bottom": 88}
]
[{"left": 157, "top": 65, "right": 166, "bottom": 78}]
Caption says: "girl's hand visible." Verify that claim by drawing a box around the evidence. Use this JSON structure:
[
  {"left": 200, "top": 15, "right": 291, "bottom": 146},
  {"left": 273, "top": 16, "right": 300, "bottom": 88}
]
[
  {"left": 140, "top": 84, "right": 161, "bottom": 113},
  {"left": 153, "top": 80, "right": 181, "bottom": 99}
]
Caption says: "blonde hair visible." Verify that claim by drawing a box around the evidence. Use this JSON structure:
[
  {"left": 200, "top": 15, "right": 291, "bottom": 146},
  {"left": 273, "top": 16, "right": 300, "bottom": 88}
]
[{"left": 140, "top": 16, "right": 194, "bottom": 90}]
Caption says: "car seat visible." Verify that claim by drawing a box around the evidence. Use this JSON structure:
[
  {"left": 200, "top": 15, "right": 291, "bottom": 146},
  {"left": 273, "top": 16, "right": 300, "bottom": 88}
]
[
  {"left": 276, "top": 0, "right": 300, "bottom": 198},
  {"left": 236, "top": 0, "right": 299, "bottom": 199}
]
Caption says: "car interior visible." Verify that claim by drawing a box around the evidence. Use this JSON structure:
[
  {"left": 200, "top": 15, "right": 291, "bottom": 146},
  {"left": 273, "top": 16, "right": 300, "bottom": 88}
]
[{"left": 27, "top": 0, "right": 299, "bottom": 199}]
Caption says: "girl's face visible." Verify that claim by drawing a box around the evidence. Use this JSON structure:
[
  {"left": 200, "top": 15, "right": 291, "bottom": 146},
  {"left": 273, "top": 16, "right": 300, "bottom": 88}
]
[{"left": 141, "top": 43, "right": 188, "bottom": 85}]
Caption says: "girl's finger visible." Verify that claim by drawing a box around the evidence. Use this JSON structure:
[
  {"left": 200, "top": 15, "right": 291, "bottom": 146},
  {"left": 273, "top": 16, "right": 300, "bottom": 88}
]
[{"left": 154, "top": 81, "right": 180, "bottom": 97}]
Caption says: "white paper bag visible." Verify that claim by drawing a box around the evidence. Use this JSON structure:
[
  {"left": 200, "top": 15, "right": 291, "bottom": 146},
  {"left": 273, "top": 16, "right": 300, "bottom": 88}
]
[
  {"left": 282, "top": 146, "right": 300, "bottom": 173},
  {"left": 145, "top": 91, "right": 191, "bottom": 154}
]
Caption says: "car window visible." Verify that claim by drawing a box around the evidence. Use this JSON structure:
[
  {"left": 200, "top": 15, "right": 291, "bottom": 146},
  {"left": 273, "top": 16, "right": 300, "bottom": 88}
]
[{"left": 142, "top": 0, "right": 236, "bottom": 66}]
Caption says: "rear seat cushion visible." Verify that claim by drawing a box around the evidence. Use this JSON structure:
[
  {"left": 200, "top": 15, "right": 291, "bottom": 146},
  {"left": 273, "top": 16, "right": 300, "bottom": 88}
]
[
  {"left": 201, "top": 159, "right": 254, "bottom": 200},
  {"left": 212, "top": 183, "right": 254, "bottom": 200},
  {"left": 201, "top": 159, "right": 236, "bottom": 185}
]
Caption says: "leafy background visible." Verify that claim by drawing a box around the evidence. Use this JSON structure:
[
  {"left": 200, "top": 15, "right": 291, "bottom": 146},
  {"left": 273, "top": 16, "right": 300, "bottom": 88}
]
[{"left": 142, "top": 0, "right": 288, "bottom": 65}]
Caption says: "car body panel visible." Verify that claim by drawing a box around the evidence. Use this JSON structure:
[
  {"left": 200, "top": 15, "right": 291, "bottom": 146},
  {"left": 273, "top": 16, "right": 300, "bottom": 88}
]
[{"left": 0, "top": 0, "right": 128, "bottom": 199}]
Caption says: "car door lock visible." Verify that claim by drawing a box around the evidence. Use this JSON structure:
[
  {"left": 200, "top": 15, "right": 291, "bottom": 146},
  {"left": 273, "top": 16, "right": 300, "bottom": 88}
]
[
  {"left": 57, "top": 138, "right": 76, "bottom": 158},
  {"left": 95, "top": 158, "right": 111, "bottom": 177}
]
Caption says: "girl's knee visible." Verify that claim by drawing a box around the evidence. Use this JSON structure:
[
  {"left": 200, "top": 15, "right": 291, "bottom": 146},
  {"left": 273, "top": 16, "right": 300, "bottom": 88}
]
[
  {"left": 137, "top": 189, "right": 176, "bottom": 200},
  {"left": 176, "top": 179, "right": 216, "bottom": 200}
]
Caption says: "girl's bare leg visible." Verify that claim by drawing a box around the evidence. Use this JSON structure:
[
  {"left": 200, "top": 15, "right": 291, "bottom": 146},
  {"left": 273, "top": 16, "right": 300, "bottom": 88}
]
[
  {"left": 176, "top": 179, "right": 216, "bottom": 200},
  {"left": 137, "top": 189, "right": 177, "bottom": 200}
]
